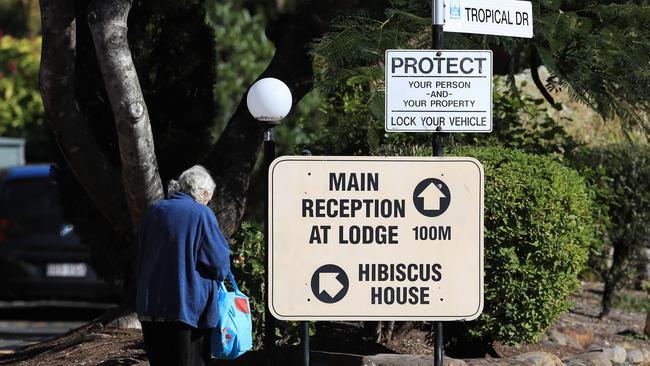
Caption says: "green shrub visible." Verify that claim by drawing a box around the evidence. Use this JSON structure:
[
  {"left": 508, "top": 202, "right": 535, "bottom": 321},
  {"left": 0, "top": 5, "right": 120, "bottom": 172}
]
[
  {"left": 230, "top": 222, "right": 266, "bottom": 349},
  {"left": 466, "top": 146, "right": 593, "bottom": 344},
  {"left": 570, "top": 144, "right": 650, "bottom": 315},
  {"left": 0, "top": 35, "right": 53, "bottom": 161},
  {"left": 376, "top": 144, "right": 595, "bottom": 345},
  {"left": 459, "top": 78, "right": 579, "bottom": 157},
  {"left": 231, "top": 222, "right": 311, "bottom": 349}
]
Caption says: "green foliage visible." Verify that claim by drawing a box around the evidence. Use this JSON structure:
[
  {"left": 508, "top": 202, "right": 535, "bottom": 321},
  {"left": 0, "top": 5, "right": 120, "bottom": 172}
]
[
  {"left": 377, "top": 144, "right": 594, "bottom": 345},
  {"left": 462, "top": 146, "right": 593, "bottom": 344},
  {"left": 311, "top": 0, "right": 650, "bottom": 136},
  {"left": 613, "top": 292, "right": 650, "bottom": 313},
  {"left": 306, "top": 62, "right": 578, "bottom": 158},
  {"left": 231, "top": 222, "right": 314, "bottom": 349},
  {"left": 205, "top": 0, "right": 274, "bottom": 135},
  {"left": 0, "top": 35, "right": 53, "bottom": 162},
  {"left": 570, "top": 145, "right": 650, "bottom": 286},
  {"left": 461, "top": 78, "right": 579, "bottom": 157},
  {"left": 230, "top": 222, "right": 266, "bottom": 349},
  {"left": 536, "top": 2, "right": 650, "bottom": 133},
  {"left": 309, "top": 8, "right": 584, "bottom": 158}
]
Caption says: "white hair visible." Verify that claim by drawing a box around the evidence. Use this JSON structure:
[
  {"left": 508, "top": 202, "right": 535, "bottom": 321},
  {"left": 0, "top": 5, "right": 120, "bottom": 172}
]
[{"left": 168, "top": 165, "right": 216, "bottom": 203}]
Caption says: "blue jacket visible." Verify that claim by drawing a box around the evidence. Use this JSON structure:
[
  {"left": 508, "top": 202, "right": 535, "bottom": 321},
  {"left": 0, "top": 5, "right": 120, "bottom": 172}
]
[{"left": 136, "top": 192, "right": 230, "bottom": 328}]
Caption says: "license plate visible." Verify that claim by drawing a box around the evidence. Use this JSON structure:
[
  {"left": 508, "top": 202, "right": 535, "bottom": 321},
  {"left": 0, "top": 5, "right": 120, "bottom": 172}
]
[{"left": 46, "top": 263, "right": 88, "bottom": 278}]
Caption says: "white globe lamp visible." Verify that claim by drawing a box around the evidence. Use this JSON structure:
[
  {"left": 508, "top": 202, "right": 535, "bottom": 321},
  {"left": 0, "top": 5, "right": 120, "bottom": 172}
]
[{"left": 246, "top": 78, "right": 292, "bottom": 126}]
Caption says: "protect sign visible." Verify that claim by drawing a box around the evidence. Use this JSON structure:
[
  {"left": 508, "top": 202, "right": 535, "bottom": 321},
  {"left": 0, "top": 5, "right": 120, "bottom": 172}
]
[
  {"left": 443, "top": 0, "right": 533, "bottom": 38},
  {"left": 385, "top": 50, "right": 492, "bottom": 133},
  {"left": 268, "top": 156, "right": 484, "bottom": 321}
]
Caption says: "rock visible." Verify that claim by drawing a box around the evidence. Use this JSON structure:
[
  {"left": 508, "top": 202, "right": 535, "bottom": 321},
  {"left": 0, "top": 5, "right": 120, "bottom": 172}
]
[
  {"left": 362, "top": 354, "right": 467, "bottom": 366},
  {"left": 107, "top": 313, "right": 142, "bottom": 330},
  {"left": 584, "top": 345, "right": 626, "bottom": 364},
  {"left": 463, "top": 359, "right": 517, "bottom": 366},
  {"left": 547, "top": 330, "right": 570, "bottom": 346},
  {"left": 609, "top": 345, "right": 627, "bottom": 364},
  {"left": 513, "top": 351, "right": 565, "bottom": 366},
  {"left": 545, "top": 329, "right": 583, "bottom": 349},
  {"left": 562, "top": 352, "right": 612, "bottom": 366},
  {"left": 626, "top": 349, "right": 650, "bottom": 365},
  {"left": 560, "top": 328, "right": 594, "bottom": 348},
  {"left": 565, "top": 336, "right": 583, "bottom": 350}
]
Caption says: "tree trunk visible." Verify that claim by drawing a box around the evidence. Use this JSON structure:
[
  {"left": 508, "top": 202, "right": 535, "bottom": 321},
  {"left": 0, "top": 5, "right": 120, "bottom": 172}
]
[
  {"left": 601, "top": 239, "right": 632, "bottom": 318},
  {"left": 87, "top": 0, "right": 164, "bottom": 226},
  {"left": 38, "top": 0, "right": 132, "bottom": 234},
  {"left": 206, "top": 2, "right": 343, "bottom": 238}
]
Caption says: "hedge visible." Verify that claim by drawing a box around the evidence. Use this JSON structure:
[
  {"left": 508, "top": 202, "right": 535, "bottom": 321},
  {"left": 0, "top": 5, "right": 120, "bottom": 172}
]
[{"left": 376, "top": 144, "right": 595, "bottom": 344}]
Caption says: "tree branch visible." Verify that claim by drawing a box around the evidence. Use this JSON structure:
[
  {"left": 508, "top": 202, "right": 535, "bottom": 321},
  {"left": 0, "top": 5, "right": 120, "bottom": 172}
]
[
  {"left": 87, "top": 0, "right": 164, "bottom": 227},
  {"left": 205, "top": 7, "right": 327, "bottom": 239},
  {"left": 206, "top": 1, "right": 385, "bottom": 238},
  {"left": 530, "top": 47, "right": 561, "bottom": 110},
  {"left": 38, "top": 0, "right": 132, "bottom": 233}
]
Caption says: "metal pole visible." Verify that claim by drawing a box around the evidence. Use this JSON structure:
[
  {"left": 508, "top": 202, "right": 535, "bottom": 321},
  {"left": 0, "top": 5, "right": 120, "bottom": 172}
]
[
  {"left": 434, "top": 322, "right": 444, "bottom": 366},
  {"left": 431, "top": 0, "right": 445, "bottom": 158},
  {"left": 432, "top": 0, "right": 445, "bottom": 365},
  {"left": 263, "top": 127, "right": 276, "bottom": 366},
  {"left": 432, "top": 0, "right": 444, "bottom": 50},
  {"left": 300, "top": 321, "right": 310, "bottom": 366},
  {"left": 300, "top": 149, "right": 311, "bottom": 366}
]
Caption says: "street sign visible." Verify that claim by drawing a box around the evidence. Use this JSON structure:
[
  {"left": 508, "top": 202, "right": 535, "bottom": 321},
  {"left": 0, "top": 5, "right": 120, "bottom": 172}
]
[
  {"left": 443, "top": 0, "right": 533, "bottom": 38},
  {"left": 268, "top": 156, "right": 484, "bottom": 321},
  {"left": 385, "top": 49, "right": 492, "bottom": 133}
]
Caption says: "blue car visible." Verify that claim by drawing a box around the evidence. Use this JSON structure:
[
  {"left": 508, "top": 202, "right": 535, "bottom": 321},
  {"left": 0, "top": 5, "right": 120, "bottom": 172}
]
[{"left": 0, "top": 165, "right": 121, "bottom": 301}]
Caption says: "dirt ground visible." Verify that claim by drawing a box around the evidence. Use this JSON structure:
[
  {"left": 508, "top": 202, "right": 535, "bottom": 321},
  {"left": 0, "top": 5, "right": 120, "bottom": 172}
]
[
  {"left": 383, "top": 282, "right": 649, "bottom": 358},
  {"left": 0, "top": 282, "right": 647, "bottom": 365}
]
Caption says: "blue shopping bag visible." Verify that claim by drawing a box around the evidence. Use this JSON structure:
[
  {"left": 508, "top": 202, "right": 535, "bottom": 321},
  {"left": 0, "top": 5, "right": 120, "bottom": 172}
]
[{"left": 211, "top": 271, "right": 253, "bottom": 360}]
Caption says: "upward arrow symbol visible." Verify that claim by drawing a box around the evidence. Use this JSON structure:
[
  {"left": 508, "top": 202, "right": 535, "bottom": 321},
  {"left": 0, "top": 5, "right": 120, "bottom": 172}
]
[{"left": 418, "top": 182, "right": 447, "bottom": 211}]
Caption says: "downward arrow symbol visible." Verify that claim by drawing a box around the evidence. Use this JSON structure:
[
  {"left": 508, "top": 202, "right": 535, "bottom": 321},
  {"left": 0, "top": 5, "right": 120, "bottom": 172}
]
[
  {"left": 319, "top": 272, "right": 344, "bottom": 298},
  {"left": 418, "top": 182, "right": 447, "bottom": 211}
]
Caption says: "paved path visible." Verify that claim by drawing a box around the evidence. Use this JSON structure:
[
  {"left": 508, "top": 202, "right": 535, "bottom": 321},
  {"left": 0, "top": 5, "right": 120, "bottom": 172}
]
[{"left": 0, "top": 300, "right": 115, "bottom": 354}]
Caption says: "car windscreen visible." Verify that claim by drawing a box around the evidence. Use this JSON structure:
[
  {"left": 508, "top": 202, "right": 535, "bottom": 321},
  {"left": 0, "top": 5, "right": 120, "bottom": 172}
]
[{"left": 0, "top": 177, "right": 63, "bottom": 219}]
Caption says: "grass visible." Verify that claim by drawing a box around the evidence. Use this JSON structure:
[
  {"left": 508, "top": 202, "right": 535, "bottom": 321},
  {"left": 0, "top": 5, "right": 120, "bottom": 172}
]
[{"left": 612, "top": 292, "right": 650, "bottom": 313}]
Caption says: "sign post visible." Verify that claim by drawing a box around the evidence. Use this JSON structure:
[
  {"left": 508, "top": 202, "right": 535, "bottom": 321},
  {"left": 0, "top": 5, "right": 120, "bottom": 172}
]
[
  {"left": 432, "top": 2, "right": 446, "bottom": 362},
  {"left": 268, "top": 156, "right": 484, "bottom": 322}
]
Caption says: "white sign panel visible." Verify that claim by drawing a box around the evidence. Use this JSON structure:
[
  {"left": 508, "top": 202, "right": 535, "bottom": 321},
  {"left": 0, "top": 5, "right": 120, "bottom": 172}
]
[
  {"left": 443, "top": 0, "right": 533, "bottom": 38},
  {"left": 385, "top": 50, "right": 492, "bottom": 133},
  {"left": 269, "top": 156, "right": 484, "bottom": 321}
]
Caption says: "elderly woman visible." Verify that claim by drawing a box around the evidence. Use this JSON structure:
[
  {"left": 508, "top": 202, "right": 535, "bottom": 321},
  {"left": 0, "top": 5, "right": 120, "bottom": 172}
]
[{"left": 136, "top": 165, "right": 230, "bottom": 366}]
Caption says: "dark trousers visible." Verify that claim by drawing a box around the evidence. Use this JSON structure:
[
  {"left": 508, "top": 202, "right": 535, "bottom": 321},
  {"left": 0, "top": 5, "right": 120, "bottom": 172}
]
[{"left": 141, "top": 321, "right": 213, "bottom": 366}]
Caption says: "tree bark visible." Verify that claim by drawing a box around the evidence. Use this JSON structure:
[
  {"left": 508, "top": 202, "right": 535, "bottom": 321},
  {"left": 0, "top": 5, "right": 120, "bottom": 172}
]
[
  {"left": 206, "top": 0, "right": 388, "bottom": 238},
  {"left": 38, "top": 0, "right": 131, "bottom": 234},
  {"left": 87, "top": 0, "right": 164, "bottom": 226},
  {"left": 205, "top": 4, "right": 332, "bottom": 238},
  {"left": 529, "top": 47, "right": 560, "bottom": 110},
  {"left": 601, "top": 239, "right": 632, "bottom": 318}
]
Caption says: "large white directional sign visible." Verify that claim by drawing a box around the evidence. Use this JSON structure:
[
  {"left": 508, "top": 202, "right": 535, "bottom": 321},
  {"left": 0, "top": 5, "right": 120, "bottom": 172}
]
[
  {"left": 385, "top": 50, "right": 492, "bottom": 133},
  {"left": 443, "top": 0, "right": 533, "bottom": 38},
  {"left": 269, "top": 156, "right": 484, "bottom": 321}
]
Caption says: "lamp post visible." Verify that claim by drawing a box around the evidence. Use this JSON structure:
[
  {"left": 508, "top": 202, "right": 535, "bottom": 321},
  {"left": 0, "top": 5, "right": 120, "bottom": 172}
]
[{"left": 246, "top": 77, "right": 292, "bottom": 366}]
